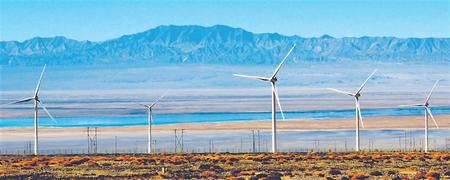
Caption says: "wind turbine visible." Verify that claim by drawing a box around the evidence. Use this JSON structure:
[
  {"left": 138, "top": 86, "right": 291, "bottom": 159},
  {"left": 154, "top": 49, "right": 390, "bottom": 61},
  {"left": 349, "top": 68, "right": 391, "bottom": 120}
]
[
  {"left": 8, "top": 65, "right": 56, "bottom": 155},
  {"left": 233, "top": 44, "right": 296, "bottom": 153},
  {"left": 327, "top": 69, "right": 377, "bottom": 152},
  {"left": 138, "top": 93, "right": 166, "bottom": 154},
  {"left": 399, "top": 80, "right": 440, "bottom": 153}
]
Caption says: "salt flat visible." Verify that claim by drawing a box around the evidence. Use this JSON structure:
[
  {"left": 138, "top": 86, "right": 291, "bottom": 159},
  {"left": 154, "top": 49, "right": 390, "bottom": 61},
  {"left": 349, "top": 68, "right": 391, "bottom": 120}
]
[{"left": 1, "top": 115, "right": 449, "bottom": 153}]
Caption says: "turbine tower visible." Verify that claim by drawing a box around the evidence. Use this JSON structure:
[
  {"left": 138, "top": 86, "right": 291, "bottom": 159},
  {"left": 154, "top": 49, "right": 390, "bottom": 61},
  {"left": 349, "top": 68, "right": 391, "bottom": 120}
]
[
  {"left": 327, "top": 69, "right": 377, "bottom": 152},
  {"left": 233, "top": 44, "right": 296, "bottom": 153},
  {"left": 138, "top": 93, "right": 166, "bottom": 154},
  {"left": 399, "top": 80, "right": 440, "bottom": 153},
  {"left": 8, "top": 65, "right": 56, "bottom": 155}
]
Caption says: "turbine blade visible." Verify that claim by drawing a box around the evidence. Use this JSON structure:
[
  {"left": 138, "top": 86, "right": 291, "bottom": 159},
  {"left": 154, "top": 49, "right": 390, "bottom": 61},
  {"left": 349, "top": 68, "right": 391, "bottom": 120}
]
[
  {"left": 7, "top": 97, "right": 34, "bottom": 104},
  {"left": 398, "top": 104, "right": 424, "bottom": 107},
  {"left": 34, "top": 64, "right": 47, "bottom": 97},
  {"left": 233, "top": 74, "right": 270, "bottom": 81},
  {"left": 355, "top": 69, "right": 377, "bottom": 94},
  {"left": 150, "top": 92, "right": 167, "bottom": 108},
  {"left": 424, "top": 80, "right": 440, "bottom": 104},
  {"left": 37, "top": 100, "right": 57, "bottom": 124},
  {"left": 425, "top": 107, "right": 439, "bottom": 128},
  {"left": 326, "top": 88, "right": 354, "bottom": 96},
  {"left": 270, "top": 44, "right": 296, "bottom": 79},
  {"left": 273, "top": 85, "right": 285, "bottom": 120},
  {"left": 138, "top": 103, "right": 150, "bottom": 108},
  {"left": 356, "top": 100, "right": 365, "bottom": 128}
]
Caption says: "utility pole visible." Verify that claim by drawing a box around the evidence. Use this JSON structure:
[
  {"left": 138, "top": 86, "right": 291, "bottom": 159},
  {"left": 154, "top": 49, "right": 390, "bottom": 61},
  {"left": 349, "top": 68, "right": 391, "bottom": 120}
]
[
  {"left": 252, "top": 130, "right": 255, "bottom": 153},
  {"left": 446, "top": 138, "right": 449, "bottom": 151},
  {"left": 257, "top": 130, "right": 260, "bottom": 152},
  {"left": 372, "top": 139, "right": 377, "bottom": 150},
  {"left": 264, "top": 137, "right": 268, "bottom": 152},
  {"left": 173, "top": 129, "right": 185, "bottom": 153},
  {"left": 314, "top": 140, "right": 319, "bottom": 151},
  {"left": 209, "top": 139, "right": 212, "bottom": 153},
  {"left": 316, "top": 140, "right": 320, "bottom": 152},
  {"left": 114, "top": 136, "right": 117, "bottom": 154},
  {"left": 334, "top": 140, "right": 337, "bottom": 152},
  {"left": 95, "top": 127, "right": 98, "bottom": 153},
  {"left": 87, "top": 127, "right": 89, "bottom": 154},
  {"left": 208, "top": 139, "right": 214, "bottom": 153},
  {"left": 87, "top": 127, "right": 98, "bottom": 154},
  {"left": 404, "top": 130, "right": 407, "bottom": 151},
  {"left": 240, "top": 137, "right": 243, "bottom": 153},
  {"left": 181, "top": 129, "right": 184, "bottom": 152},
  {"left": 174, "top": 129, "right": 177, "bottom": 152},
  {"left": 28, "top": 141, "right": 32, "bottom": 154},
  {"left": 344, "top": 139, "right": 348, "bottom": 152},
  {"left": 409, "top": 130, "right": 412, "bottom": 150}
]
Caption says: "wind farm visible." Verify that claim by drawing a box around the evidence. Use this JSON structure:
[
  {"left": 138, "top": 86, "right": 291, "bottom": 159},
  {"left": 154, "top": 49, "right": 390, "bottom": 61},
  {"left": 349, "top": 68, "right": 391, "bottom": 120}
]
[
  {"left": 1, "top": 46, "right": 449, "bottom": 179},
  {"left": 1, "top": 0, "right": 450, "bottom": 179}
]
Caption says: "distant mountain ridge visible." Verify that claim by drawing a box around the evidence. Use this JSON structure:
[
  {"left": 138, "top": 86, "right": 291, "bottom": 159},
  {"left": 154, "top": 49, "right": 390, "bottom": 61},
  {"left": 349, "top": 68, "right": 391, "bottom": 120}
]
[{"left": 1, "top": 25, "right": 449, "bottom": 66}]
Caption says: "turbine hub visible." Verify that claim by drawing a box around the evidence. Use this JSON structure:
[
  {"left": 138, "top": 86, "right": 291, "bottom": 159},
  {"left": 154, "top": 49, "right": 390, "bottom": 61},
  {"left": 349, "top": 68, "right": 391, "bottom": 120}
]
[
  {"left": 271, "top": 77, "right": 278, "bottom": 83},
  {"left": 355, "top": 93, "right": 361, "bottom": 98}
]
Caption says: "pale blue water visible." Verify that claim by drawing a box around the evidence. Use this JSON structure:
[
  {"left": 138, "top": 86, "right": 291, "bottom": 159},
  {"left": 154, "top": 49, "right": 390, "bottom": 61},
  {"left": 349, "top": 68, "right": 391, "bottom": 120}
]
[{"left": 1, "top": 106, "right": 449, "bottom": 128}]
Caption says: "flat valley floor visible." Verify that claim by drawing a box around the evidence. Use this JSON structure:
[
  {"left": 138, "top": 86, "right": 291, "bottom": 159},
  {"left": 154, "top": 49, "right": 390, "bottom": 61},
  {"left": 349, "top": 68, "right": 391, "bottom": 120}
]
[
  {"left": 1, "top": 115, "right": 449, "bottom": 154},
  {"left": 0, "top": 152, "right": 449, "bottom": 179}
]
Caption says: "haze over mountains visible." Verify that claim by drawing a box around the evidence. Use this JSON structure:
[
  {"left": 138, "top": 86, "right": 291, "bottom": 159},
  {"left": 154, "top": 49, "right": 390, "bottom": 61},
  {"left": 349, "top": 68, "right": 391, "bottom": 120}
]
[{"left": 1, "top": 25, "right": 449, "bottom": 66}]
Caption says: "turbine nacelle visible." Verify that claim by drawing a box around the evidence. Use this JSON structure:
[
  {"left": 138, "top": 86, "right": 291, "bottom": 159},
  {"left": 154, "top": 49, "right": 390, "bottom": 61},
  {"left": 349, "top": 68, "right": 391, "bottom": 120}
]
[
  {"left": 6, "top": 64, "right": 55, "bottom": 155},
  {"left": 326, "top": 69, "right": 377, "bottom": 151},
  {"left": 327, "top": 69, "right": 377, "bottom": 99},
  {"left": 233, "top": 44, "right": 296, "bottom": 153},
  {"left": 138, "top": 92, "right": 167, "bottom": 110},
  {"left": 270, "top": 77, "right": 278, "bottom": 83},
  {"left": 399, "top": 80, "right": 441, "bottom": 130}
]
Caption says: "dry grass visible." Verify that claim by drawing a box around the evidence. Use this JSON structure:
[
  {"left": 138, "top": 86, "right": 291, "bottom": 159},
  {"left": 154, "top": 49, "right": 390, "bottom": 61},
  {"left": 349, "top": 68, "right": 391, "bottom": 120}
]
[{"left": 0, "top": 152, "right": 449, "bottom": 179}]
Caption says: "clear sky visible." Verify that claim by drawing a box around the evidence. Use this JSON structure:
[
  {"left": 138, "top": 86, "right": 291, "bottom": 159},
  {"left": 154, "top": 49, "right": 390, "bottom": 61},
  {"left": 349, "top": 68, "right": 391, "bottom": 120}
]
[{"left": 1, "top": 0, "right": 449, "bottom": 41}]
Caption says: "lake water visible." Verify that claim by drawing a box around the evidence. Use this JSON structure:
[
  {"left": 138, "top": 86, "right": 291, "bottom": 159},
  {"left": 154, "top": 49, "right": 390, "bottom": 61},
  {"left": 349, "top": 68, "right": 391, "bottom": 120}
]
[{"left": 1, "top": 106, "right": 449, "bottom": 128}]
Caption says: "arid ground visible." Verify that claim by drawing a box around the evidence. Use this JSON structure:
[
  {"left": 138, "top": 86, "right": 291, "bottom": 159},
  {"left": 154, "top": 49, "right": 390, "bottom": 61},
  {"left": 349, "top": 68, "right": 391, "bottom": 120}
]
[
  {"left": 1, "top": 115, "right": 450, "bottom": 153},
  {"left": 0, "top": 152, "right": 449, "bottom": 179}
]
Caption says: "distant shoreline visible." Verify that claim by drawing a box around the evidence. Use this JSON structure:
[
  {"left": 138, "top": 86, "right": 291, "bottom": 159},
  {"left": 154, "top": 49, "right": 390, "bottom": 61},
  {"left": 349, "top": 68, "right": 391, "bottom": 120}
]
[
  {"left": 1, "top": 106, "right": 449, "bottom": 128},
  {"left": 1, "top": 115, "right": 449, "bottom": 140}
]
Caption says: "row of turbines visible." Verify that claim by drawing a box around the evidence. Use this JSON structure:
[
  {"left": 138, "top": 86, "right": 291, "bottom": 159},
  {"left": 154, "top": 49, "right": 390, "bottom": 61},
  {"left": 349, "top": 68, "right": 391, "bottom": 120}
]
[
  {"left": 233, "top": 44, "right": 441, "bottom": 153},
  {"left": 7, "top": 44, "right": 442, "bottom": 155}
]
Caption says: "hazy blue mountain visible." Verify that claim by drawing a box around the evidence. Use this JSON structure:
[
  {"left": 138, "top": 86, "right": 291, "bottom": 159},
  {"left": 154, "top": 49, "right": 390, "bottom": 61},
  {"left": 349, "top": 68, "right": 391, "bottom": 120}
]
[{"left": 1, "top": 25, "right": 449, "bottom": 66}]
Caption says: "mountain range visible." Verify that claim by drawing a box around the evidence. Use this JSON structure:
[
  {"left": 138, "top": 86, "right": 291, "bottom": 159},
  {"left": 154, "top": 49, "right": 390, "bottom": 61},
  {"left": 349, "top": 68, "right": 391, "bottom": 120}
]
[{"left": 1, "top": 25, "right": 449, "bottom": 66}]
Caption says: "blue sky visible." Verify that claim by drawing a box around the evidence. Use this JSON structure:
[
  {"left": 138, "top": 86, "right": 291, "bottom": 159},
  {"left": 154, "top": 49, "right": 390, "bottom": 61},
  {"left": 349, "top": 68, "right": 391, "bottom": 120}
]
[{"left": 1, "top": 0, "right": 449, "bottom": 41}]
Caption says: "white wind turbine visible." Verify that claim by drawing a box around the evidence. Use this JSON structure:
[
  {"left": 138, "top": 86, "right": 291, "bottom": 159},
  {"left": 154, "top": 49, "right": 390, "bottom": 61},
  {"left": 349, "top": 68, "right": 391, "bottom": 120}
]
[
  {"left": 233, "top": 44, "right": 296, "bottom": 153},
  {"left": 8, "top": 65, "right": 56, "bottom": 155},
  {"left": 399, "top": 80, "right": 440, "bottom": 153},
  {"left": 138, "top": 93, "right": 166, "bottom": 154},
  {"left": 327, "top": 69, "right": 377, "bottom": 152}
]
